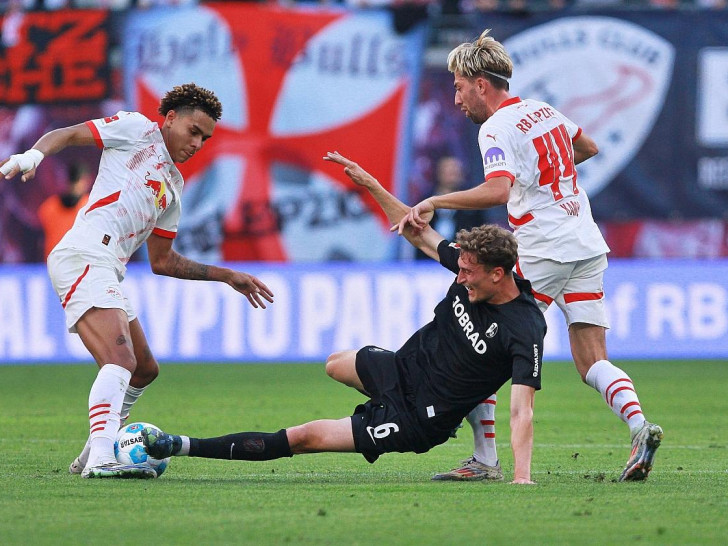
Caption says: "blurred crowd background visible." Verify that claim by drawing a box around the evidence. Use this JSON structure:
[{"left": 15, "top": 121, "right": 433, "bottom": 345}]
[{"left": 1, "top": 0, "right": 727, "bottom": 263}]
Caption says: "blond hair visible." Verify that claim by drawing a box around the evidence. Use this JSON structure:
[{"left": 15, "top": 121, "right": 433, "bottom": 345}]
[{"left": 447, "top": 29, "right": 513, "bottom": 90}]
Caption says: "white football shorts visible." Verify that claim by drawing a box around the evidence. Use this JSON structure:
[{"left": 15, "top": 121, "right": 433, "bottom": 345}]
[
  {"left": 47, "top": 247, "right": 137, "bottom": 333},
  {"left": 516, "top": 253, "right": 609, "bottom": 328}
]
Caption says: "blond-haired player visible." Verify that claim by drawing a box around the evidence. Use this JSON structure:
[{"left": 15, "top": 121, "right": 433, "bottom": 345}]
[{"left": 398, "top": 30, "right": 662, "bottom": 482}]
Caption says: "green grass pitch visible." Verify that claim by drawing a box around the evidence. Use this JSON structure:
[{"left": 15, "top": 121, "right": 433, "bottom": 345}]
[{"left": 1, "top": 360, "right": 727, "bottom": 545}]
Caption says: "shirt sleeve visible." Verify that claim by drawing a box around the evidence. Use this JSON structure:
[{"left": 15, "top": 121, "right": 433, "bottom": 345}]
[
  {"left": 556, "top": 108, "right": 581, "bottom": 140},
  {"left": 152, "top": 192, "right": 181, "bottom": 238},
  {"left": 86, "top": 111, "right": 151, "bottom": 151},
  {"left": 437, "top": 239, "right": 460, "bottom": 274},
  {"left": 509, "top": 323, "right": 544, "bottom": 390},
  {"left": 479, "top": 121, "right": 516, "bottom": 183}
]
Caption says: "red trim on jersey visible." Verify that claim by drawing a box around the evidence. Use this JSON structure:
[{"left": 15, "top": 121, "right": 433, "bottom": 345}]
[
  {"left": 573, "top": 127, "right": 583, "bottom": 141},
  {"left": 62, "top": 264, "right": 90, "bottom": 309},
  {"left": 497, "top": 96, "right": 521, "bottom": 111},
  {"left": 484, "top": 433, "right": 496, "bottom": 438},
  {"left": 152, "top": 227, "right": 176, "bottom": 239},
  {"left": 480, "top": 420, "right": 495, "bottom": 426},
  {"left": 86, "top": 191, "right": 121, "bottom": 214},
  {"left": 482, "top": 398, "right": 497, "bottom": 405},
  {"left": 85, "top": 120, "right": 103, "bottom": 149},
  {"left": 508, "top": 212, "right": 534, "bottom": 226},
  {"left": 564, "top": 291, "right": 604, "bottom": 303},
  {"left": 485, "top": 170, "right": 515, "bottom": 183}
]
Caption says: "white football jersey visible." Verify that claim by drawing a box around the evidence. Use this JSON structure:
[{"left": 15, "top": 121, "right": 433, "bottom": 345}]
[
  {"left": 57, "top": 111, "right": 183, "bottom": 269},
  {"left": 478, "top": 97, "right": 609, "bottom": 262}
]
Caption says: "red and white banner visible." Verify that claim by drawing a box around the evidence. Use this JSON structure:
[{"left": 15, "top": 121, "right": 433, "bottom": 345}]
[{"left": 123, "top": 4, "right": 426, "bottom": 262}]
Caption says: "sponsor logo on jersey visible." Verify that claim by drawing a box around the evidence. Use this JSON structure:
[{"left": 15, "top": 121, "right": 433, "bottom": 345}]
[
  {"left": 532, "top": 344, "right": 540, "bottom": 377},
  {"left": 504, "top": 17, "right": 674, "bottom": 196},
  {"left": 452, "top": 295, "right": 487, "bottom": 355},
  {"left": 483, "top": 147, "right": 506, "bottom": 168},
  {"left": 144, "top": 174, "right": 168, "bottom": 211},
  {"left": 485, "top": 322, "right": 498, "bottom": 338}
]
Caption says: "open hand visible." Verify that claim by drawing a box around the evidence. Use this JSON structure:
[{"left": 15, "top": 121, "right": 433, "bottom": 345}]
[{"left": 228, "top": 272, "right": 274, "bottom": 309}]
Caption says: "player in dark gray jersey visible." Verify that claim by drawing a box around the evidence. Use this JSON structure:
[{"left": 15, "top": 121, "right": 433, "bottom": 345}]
[{"left": 142, "top": 152, "right": 546, "bottom": 484}]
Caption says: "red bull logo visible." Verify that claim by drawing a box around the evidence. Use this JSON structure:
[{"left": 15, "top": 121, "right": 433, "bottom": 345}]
[{"left": 145, "top": 174, "right": 168, "bottom": 211}]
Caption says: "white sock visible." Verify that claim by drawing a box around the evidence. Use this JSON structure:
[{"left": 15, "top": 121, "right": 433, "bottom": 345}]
[
  {"left": 179, "top": 436, "right": 191, "bottom": 456},
  {"left": 585, "top": 360, "right": 646, "bottom": 435},
  {"left": 86, "top": 364, "right": 131, "bottom": 467},
  {"left": 466, "top": 395, "right": 498, "bottom": 466},
  {"left": 76, "top": 384, "right": 146, "bottom": 467}
]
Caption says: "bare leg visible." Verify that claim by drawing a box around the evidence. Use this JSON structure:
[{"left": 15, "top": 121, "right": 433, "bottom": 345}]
[
  {"left": 325, "top": 350, "right": 367, "bottom": 393},
  {"left": 569, "top": 322, "right": 646, "bottom": 433},
  {"left": 75, "top": 308, "right": 137, "bottom": 470},
  {"left": 286, "top": 418, "right": 356, "bottom": 453}
]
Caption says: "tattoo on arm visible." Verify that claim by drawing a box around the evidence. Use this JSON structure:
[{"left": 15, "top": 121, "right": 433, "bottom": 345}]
[
  {"left": 116, "top": 335, "right": 127, "bottom": 346},
  {"left": 166, "top": 252, "right": 210, "bottom": 281}
]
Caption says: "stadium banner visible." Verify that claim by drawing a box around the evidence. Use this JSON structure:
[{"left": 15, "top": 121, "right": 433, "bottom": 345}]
[
  {"left": 0, "top": 9, "right": 110, "bottom": 105},
  {"left": 121, "top": 4, "right": 427, "bottom": 263},
  {"left": 1, "top": 260, "right": 727, "bottom": 364},
  {"left": 424, "top": 10, "right": 728, "bottom": 221}
]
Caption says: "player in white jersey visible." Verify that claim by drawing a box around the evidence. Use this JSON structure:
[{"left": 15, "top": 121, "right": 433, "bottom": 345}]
[
  {"left": 397, "top": 30, "right": 662, "bottom": 482},
  {"left": 1, "top": 83, "right": 274, "bottom": 479}
]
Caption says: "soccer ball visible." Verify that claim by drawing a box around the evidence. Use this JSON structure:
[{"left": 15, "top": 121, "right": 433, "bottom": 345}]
[{"left": 114, "top": 422, "right": 170, "bottom": 477}]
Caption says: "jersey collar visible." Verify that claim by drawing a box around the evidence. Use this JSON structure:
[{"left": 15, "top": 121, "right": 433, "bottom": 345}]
[{"left": 496, "top": 96, "right": 522, "bottom": 112}]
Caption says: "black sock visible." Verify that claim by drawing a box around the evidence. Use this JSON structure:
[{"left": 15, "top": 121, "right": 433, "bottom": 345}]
[{"left": 188, "top": 429, "right": 293, "bottom": 461}]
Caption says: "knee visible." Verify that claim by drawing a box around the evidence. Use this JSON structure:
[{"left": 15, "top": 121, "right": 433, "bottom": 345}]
[
  {"left": 325, "top": 352, "right": 344, "bottom": 381},
  {"left": 286, "top": 424, "right": 313, "bottom": 454},
  {"left": 112, "top": 350, "right": 138, "bottom": 374}
]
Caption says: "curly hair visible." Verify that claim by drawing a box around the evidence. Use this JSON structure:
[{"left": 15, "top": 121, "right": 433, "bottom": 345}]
[
  {"left": 455, "top": 224, "right": 518, "bottom": 272},
  {"left": 447, "top": 29, "right": 513, "bottom": 91},
  {"left": 158, "top": 83, "right": 222, "bottom": 121}
]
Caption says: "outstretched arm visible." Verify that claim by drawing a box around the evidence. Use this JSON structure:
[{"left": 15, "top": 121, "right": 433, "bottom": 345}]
[
  {"left": 510, "top": 383, "right": 536, "bottom": 484},
  {"left": 324, "top": 151, "right": 444, "bottom": 260},
  {"left": 1, "top": 123, "right": 95, "bottom": 183},
  {"left": 146, "top": 233, "right": 274, "bottom": 309},
  {"left": 397, "top": 176, "right": 510, "bottom": 234}
]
